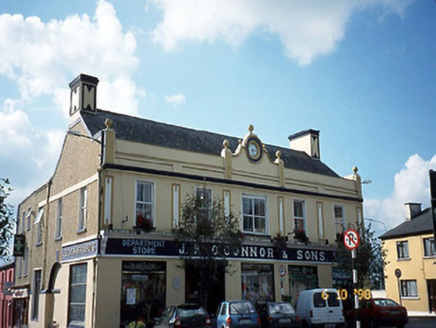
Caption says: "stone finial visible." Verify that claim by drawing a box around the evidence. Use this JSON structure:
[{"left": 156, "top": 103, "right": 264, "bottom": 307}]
[
  {"left": 223, "top": 139, "right": 229, "bottom": 149},
  {"left": 248, "top": 124, "right": 254, "bottom": 133},
  {"left": 276, "top": 150, "right": 281, "bottom": 159},
  {"left": 105, "top": 118, "right": 113, "bottom": 129},
  {"left": 353, "top": 167, "right": 358, "bottom": 174}
]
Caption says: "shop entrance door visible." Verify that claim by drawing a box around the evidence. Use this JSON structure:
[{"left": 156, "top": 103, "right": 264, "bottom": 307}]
[
  {"left": 185, "top": 264, "right": 225, "bottom": 314},
  {"left": 427, "top": 280, "right": 436, "bottom": 313}
]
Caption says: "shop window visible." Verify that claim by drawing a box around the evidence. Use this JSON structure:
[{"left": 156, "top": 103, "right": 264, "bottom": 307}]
[
  {"left": 424, "top": 238, "right": 436, "bottom": 257},
  {"left": 396, "top": 241, "right": 409, "bottom": 259},
  {"left": 293, "top": 199, "right": 306, "bottom": 232},
  {"left": 136, "top": 181, "right": 154, "bottom": 230},
  {"left": 31, "top": 270, "right": 41, "bottom": 321},
  {"left": 242, "top": 195, "right": 267, "bottom": 234},
  {"left": 400, "top": 280, "right": 418, "bottom": 297},
  {"left": 55, "top": 198, "right": 63, "bottom": 240},
  {"left": 121, "top": 261, "right": 166, "bottom": 327},
  {"left": 288, "top": 266, "right": 318, "bottom": 308},
  {"left": 68, "top": 263, "right": 87, "bottom": 326},
  {"left": 241, "top": 263, "right": 274, "bottom": 302},
  {"left": 334, "top": 205, "right": 345, "bottom": 235},
  {"left": 78, "top": 187, "right": 87, "bottom": 232}
]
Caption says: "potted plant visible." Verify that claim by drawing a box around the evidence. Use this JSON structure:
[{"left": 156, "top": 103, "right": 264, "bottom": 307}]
[
  {"left": 294, "top": 229, "right": 309, "bottom": 244},
  {"left": 136, "top": 214, "right": 153, "bottom": 232},
  {"left": 273, "top": 232, "right": 288, "bottom": 257}
]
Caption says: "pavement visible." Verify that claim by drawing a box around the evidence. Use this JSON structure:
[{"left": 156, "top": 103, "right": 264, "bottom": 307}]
[{"left": 408, "top": 311, "right": 436, "bottom": 317}]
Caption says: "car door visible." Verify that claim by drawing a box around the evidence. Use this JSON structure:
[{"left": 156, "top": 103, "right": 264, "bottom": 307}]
[
  {"left": 312, "top": 292, "right": 330, "bottom": 325},
  {"left": 326, "top": 291, "right": 343, "bottom": 326}
]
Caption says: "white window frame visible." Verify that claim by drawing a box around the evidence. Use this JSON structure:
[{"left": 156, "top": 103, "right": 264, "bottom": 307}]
[
  {"left": 26, "top": 207, "right": 32, "bottom": 231},
  {"left": 135, "top": 180, "right": 155, "bottom": 229},
  {"left": 396, "top": 241, "right": 409, "bottom": 259},
  {"left": 400, "top": 280, "right": 418, "bottom": 298},
  {"left": 293, "top": 199, "right": 306, "bottom": 232},
  {"left": 78, "top": 187, "right": 87, "bottom": 232},
  {"left": 334, "top": 204, "right": 345, "bottom": 235},
  {"left": 55, "top": 198, "right": 63, "bottom": 240},
  {"left": 34, "top": 207, "right": 43, "bottom": 246},
  {"left": 31, "top": 269, "right": 42, "bottom": 321},
  {"left": 423, "top": 238, "right": 436, "bottom": 257},
  {"left": 68, "top": 263, "right": 88, "bottom": 326},
  {"left": 242, "top": 194, "right": 268, "bottom": 235},
  {"left": 195, "top": 187, "right": 213, "bottom": 221}
]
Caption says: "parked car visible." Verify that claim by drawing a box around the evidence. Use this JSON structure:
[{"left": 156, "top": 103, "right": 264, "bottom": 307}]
[
  {"left": 295, "top": 288, "right": 345, "bottom": 328},
  {"left": 154, "top": 303, "right": 211, "bottom": 328},
  {"left": 256, "top": 302, "right": 301, "bottom": 328},
  {"left": 345, "top": 298, "right": 408, "bottom": 328},
  {"left": 216, "top": 300, "right": 261, "bottom": 328}
]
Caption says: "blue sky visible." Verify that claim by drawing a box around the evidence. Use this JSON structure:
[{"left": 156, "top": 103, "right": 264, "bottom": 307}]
[{"left": 1, "top": 0, "right": 435, "bottom": 234}]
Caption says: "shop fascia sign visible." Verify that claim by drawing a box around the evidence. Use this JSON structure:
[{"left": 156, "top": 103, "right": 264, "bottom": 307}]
[{"left": 105, "top": 238, "right": 334, "bottom": 263}]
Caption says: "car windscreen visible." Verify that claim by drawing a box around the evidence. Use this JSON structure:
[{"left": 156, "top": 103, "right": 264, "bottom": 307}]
[
  {"left": 268, "top": 303, "right": 295, "bottom": 314},
  {"left": 178, "top": 307, "right": 208, "bottom": 318},
  {"left": 374, "top": 299, "right": 400, "bottom": 307},
  {"left": 230, "top": 302, "right": 256, "bottom": 314}
]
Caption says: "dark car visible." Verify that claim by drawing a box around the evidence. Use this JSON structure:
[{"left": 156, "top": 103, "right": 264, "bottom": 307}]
[
  {"left": 154, "top": 303, "right": 211, "bottom": 328},
  {"left": 346, "top": 298, "right": 408, "bottom": 328},
  {"left": 256, "top": 302, "right": 300, "bottom": 328},
  {"left": 216, "top": 300, "right": 261, "bottom": 328}
]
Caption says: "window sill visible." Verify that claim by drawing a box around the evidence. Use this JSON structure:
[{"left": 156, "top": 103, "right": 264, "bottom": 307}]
[
  {"left": 54, "top": 236, "right": 62, "bottom": 242},
  {"left": 76, "top": 228, "right": 87, "bottom": 234},
  {"left": 397, "top": 258, "right": 411, "bottom": 261},
  {"left": 423, "top": 255, "right": 436, "bottom": 259},
  {"left": 35, "top": 242, "right": 42, "bottom": 247},
  {"left": 401, "top": 296, "right": 419, "bottom": 300}
]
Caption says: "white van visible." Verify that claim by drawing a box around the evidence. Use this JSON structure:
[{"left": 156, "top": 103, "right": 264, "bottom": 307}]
[{"left": 295, "top": 288, "right": 345, "bottom": 328}]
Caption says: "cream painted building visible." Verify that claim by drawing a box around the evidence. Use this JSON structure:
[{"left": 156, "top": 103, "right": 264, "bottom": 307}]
[
  {"left": 13, "top": 74, "right": 364, "bottom": 328},
  {"left": 381, "top": 203, "right": 436, "bottom": 313}
]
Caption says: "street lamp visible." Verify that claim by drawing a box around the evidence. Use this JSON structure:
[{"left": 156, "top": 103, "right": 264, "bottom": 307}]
[{"left": 365, "top": 217, "right": 387, "bottom": 232}]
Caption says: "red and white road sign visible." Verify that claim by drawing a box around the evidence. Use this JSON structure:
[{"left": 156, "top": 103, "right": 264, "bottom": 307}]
[{"left": 343, "top": 229, "right": 360, "bottom": 250}]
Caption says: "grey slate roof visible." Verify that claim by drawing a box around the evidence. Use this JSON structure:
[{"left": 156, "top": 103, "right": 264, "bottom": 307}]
[
  {"left": 380, "top": 208, "right": 434, "bottom": 240},
  {"left": 81, "top": 109, "right": 340, "bottom": 178}
]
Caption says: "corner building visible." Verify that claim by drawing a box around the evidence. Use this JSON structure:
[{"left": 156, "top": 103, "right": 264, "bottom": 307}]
[{"left": 14, "top": 74, "right": 364, "bottom": 328}]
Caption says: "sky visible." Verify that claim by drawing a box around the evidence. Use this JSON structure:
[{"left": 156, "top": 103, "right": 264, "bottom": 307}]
[{"left": 1, "top": 0, "right": 435, "bottom": 237}]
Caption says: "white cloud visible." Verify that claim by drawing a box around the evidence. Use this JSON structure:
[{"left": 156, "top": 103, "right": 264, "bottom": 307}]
[
  {"left": 151, "top": 0, "right": 414, "bottom": 65},
  {"left": 364, "top": 154, "right": 436, "bottom": 232},
  {"left": 165, "top": 93, "right": 186, "bottom": 106},
  {"left": 0, "top": 0, "right": 139, "bottom": 114}
]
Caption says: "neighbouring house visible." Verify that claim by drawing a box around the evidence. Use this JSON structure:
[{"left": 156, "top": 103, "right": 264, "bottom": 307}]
[{"left": 380, "top": 202, "right": 436, "bottom": 313}]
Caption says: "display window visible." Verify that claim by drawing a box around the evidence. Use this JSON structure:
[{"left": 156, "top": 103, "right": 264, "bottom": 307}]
[
  {"left": 241, "top": 263, "right": 274, "bottom": 302},
  {"left": 120, "top": 261, "right": 166, "bottom": 328},
  {"left": 288, "top": 266, "right": 318, "bottom": 307}
]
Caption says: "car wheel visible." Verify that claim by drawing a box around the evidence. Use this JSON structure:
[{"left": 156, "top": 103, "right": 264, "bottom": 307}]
[{"left": 370, "top": 320, "right": 379, "bottom": 328}]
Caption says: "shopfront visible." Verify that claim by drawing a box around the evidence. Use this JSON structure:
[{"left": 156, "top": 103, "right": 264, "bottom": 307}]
[
  {"left": 288, "top": 266, "right": 318, "bottom": 307},
  {"left": 120, "top": 261, "right": 166, "bottom": 327},
  {"left": 241, "top": 263, "right": 274, "bottom": 302}
]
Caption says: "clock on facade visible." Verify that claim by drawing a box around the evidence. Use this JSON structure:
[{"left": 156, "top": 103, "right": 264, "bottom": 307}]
[{"left": 245, "top": 136, "right": 263, "bottom": 163}]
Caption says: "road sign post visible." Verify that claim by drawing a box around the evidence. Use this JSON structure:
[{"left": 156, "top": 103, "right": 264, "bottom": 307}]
[{"left": 344, "top": 229, "right": 360, "bottom": 328}]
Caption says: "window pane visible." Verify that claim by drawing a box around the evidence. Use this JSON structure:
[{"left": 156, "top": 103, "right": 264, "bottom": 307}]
[
  {"left": 243, "top": 215, "right": 253, "bottom": 232},
  {"left": 243, "top": 198, "right": 252, "bottom": 215},
  {"left": 294, "top": 201, "right": 303, "bottom": 217}
]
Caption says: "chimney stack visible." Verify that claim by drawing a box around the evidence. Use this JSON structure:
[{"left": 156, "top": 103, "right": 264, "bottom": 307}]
[
  {"left": 69, "top": 74, "right": 99, "bottom": 117},
  {"left": 288, "top": 129, "right": 320, "bottom": 159},
  {"left": 404, "top": 202, "right": 421, "bottom": 221}
]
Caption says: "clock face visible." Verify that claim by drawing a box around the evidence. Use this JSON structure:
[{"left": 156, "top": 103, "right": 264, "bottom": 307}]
[{"left": 246, "top": 137, "right": 262, "bottom": 163}]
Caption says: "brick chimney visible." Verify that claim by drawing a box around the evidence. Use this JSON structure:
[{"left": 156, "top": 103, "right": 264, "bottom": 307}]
[
  {"left": 404, "top": 202, "right": 421, "bottom": 221},
  {"left": 288, "top": 129, "right": 320, "bottom": 159},
  {"left": 69, "top": 74, "right": 99, "bottom": 117}
]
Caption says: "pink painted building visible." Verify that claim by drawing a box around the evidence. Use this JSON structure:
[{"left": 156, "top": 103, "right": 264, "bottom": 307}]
[{"left": 0, "top": 262, "right": 14, "bottom": 328}]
